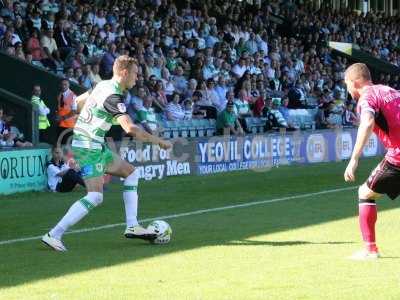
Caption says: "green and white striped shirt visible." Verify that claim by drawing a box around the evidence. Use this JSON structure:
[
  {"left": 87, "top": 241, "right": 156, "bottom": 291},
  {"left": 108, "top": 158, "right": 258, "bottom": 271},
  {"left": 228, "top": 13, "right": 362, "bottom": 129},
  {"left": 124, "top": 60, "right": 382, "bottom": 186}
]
[{"left": 72, "top": 80, "right": 127, "bottom": 149}]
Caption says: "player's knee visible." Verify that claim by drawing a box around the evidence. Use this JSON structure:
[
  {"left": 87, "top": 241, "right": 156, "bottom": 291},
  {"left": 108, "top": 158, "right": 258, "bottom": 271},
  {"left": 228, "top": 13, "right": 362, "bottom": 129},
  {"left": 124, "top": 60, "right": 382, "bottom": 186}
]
[
  {"left": 87, "top": 192, "right": 103, "bottom": 207},
  {"left": 124, "top": 168, "right": 139, "bottom": 187},
  {"left": 358, "top": 184, "right": 379, "bottom": 200}
]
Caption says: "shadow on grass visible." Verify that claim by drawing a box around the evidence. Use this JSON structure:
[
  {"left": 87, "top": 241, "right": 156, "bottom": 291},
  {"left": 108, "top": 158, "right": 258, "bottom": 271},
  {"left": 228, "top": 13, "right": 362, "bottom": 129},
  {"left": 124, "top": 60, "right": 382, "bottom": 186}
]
[
  {"left": 224, "top": 240, "right": 355, "bottom": 246},
  {"left": 0, "top": 157, "right": 397, "bottom": 289}
]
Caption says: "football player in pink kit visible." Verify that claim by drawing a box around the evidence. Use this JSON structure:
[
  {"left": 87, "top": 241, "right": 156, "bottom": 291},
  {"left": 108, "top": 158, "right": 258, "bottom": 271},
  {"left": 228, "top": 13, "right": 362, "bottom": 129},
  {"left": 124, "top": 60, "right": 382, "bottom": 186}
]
[{"left": 344, "top": 63, "right": 400, "bottom": 260}]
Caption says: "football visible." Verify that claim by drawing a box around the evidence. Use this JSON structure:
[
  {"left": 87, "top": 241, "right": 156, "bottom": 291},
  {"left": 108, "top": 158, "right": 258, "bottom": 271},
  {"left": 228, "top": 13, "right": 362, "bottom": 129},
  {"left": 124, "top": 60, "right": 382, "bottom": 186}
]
[{"left": 147, "top": 220, "right": 172, "bottom": 244}]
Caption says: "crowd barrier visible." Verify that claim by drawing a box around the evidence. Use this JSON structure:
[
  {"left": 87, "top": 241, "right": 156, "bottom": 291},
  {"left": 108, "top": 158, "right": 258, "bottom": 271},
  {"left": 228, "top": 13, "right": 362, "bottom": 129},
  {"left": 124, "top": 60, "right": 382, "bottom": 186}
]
[
  {"left": 119, "top": 128, "right": 384, "bottom": 181},
  {"left": 0, "top": 129, "right": 385, "bottom": 195},
  {"left": 0, "top": 147, "right": 50, "bottom": 195}
]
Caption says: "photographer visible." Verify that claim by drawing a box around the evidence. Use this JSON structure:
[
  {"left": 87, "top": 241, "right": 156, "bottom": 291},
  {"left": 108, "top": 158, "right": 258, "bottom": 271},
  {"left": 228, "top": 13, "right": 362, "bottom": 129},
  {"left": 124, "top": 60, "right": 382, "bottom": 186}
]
[{"left": 47, "top": 147, "right": 85, "bottom": 193}]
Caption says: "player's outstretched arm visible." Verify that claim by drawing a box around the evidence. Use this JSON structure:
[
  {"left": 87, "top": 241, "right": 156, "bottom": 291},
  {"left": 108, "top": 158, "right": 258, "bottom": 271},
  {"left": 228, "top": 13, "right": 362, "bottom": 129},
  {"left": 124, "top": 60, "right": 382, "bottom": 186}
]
[
  {"left": 117, "top": 114, "right": 172, "bottom": 150},
  {"left": 344, "top": 111, "right": 375, "bottom": 182}
]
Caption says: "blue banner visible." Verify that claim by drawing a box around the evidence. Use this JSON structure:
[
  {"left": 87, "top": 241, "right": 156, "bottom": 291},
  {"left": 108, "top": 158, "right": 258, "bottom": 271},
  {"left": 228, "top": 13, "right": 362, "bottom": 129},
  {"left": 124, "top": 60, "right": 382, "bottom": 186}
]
[
  {"left": 195, "top": 129, "right": 384, "bottom": 175},
  {"left": 119, "top": 128, "right": 385, "bottom": 180}
]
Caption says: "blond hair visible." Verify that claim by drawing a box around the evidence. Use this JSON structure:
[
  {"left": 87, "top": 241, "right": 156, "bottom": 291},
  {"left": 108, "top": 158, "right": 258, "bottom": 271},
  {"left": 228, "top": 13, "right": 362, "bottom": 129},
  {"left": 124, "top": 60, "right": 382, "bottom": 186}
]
[
  {"left": 113, "top": 55, "right": 137, "bottom": 74},
  {"left": 344, "top": 63, "right": 371, "bottom": 82}
]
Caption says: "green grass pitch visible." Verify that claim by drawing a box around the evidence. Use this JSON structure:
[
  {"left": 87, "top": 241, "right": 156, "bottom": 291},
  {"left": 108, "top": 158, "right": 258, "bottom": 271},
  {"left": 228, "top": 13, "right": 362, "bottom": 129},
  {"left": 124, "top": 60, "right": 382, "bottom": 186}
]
[{"left": 1, "top": 157, "right": 400, "bottom": 300}]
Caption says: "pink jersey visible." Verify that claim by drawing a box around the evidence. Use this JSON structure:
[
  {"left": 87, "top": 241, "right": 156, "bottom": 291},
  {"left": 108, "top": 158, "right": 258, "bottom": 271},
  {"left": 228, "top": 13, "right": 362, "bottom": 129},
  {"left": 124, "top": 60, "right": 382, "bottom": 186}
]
[{"left": 357, "top": 84, "right": 400, "bottom": 166}]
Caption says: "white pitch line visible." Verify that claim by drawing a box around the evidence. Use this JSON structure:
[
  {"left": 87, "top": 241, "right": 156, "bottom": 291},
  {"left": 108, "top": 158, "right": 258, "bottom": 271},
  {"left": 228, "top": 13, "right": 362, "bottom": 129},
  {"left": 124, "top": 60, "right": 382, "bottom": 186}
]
[{"left": 0, "top": 186, "right": 357, "bottom": 247}]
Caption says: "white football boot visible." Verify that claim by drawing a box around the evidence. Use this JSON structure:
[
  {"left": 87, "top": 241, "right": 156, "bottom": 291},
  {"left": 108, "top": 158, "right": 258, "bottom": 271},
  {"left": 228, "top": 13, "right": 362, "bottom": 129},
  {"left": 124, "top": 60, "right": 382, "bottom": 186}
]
[
  {"left": 124, "top": 225, "right": 157, "bottom": 241},
  {"left": 348, "top": 249, "right": 380, "bottom": 261},
  {"left": 41, "top": 233, "right": 67, "bottom": 252}
]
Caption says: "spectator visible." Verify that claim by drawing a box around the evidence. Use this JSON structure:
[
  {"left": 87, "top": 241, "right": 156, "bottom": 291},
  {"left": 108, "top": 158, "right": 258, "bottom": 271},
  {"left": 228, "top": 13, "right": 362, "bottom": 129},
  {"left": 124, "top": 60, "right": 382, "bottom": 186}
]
[
  {"left": 65, "top": 67, "right": 78, "bottom": 84},
  {"left": 203, "top": 78, "right": 220, "bottom": 111},
  {"left": 232, "top": 57, "right": 247, "bottom": 79},
  {"left": 234, "top": 89, "right": 252, "bottom": 118},
  {"left": 184, "top": 78, "right": 198, "bottom": 99},
  {"left": 166, "top": 48, "right": 178, "bottom": 73},
  {"left": 202, "top": 56, "right": 218, "bottom": 80},
  {"left": 26, "top": 29, "right": 44, "bottom": 61},
  {"left": 161, "top": 68, "right": 176, "bottom": 97},
  {"left": 183, "top": 99, "right": 193, "bottom": 120},
  {"left": 216, "top": 101, "right": 244, "bottom": 136},
  {"left": 196, "top": 81, "right": 218, "bottom": 119},
  {"left": 31, "top": 84, "right": 51, "bottom": 143},
  {"left": 165, "top": 92, "right": 185, "bottom": 121},
  {"left": 40, "top": 28, "right": 58, "bottom": 71},
  {"left": 100, "top": 43, "right": 117, "bottom": 79},
  {"left": 14, "top": 42, "right": 25, "bottom": 60},
  {"left": 151, "top": 80, "right": 168, "bottom": 112},
  {"left": 343, "top": 102, "right": 358, "bottom": 127},
  {"left": 0, "top": 29, "right": 13, "bottom": 50},
  {"left": 245, "top": 32, "right": 258, "bottom": 55},
  {"left": 89, "top": 63, "right": 102, "bottom": 86},
  {"left": 326, "top": 101, "right": 343, "bottom": 128},
  {"left": 1, "top": 111, "right": 33, "bottom": 147},
  {"left": 287, "top": 81, "right": 306, "bottom": 109},
  {"left": 136, "top": 96, "right": 158, "bottom": 135},
  {"left": 47, "top": 146, "right": 85, "bottom": 193},
  {"left": 316, "top": 101, "right": 342, "bottom": 130},
  {"left": 126, "top": 87, "right": 147, "bottom": 115},
  {"left": 269, "top": 98, "right": 288, "bottom": 128},
  {"left": 278, "top": 97, "right": 291, "bottom": 125},
  {"left": 79, "top": 64, "right": 94, "bottom": 90},
  {"left": 191, "top": 91, "right": 207, "bottom": 119},
  {"left": 253, "top": 90, "right": 267, "bottom": 117},
  {"left": 56, "top": 79, "right": 77, "bottom": 144},
  {"left": 214, "top": 76, "right": 229, "bottom": 113},
  {"left": 171, "top": 65, "right": 188, "bottom": 95},
  {"left": 0, "top": 107, "right": 14, "bottom": 147}
]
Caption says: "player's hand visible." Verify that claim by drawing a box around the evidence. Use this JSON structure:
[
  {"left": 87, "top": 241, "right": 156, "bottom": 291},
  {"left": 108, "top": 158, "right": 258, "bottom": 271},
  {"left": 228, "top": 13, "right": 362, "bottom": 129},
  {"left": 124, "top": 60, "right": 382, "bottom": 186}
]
[
  {"left": 344, "top": 158, "right": 358, "bottom": 182},
  {"left": 159, "top": 140, "right": 172, "bottom": 150}
]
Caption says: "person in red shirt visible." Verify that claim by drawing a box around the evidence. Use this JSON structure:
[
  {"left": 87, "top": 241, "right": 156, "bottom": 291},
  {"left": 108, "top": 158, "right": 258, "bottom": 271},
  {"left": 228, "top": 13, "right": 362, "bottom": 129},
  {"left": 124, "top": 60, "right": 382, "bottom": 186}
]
[{"left": 344, "top": 63, "right": 400, "bottom": 260}]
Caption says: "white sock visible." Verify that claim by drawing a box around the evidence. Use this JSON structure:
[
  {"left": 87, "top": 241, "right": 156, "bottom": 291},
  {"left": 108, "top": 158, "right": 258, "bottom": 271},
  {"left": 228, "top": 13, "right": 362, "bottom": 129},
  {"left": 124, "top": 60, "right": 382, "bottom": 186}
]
[
  {"left": 124, "top": 169, "right": 139, "bottom": 228},
  {"left": 49, "top": 192, "right": 103, "bottom": 240}
]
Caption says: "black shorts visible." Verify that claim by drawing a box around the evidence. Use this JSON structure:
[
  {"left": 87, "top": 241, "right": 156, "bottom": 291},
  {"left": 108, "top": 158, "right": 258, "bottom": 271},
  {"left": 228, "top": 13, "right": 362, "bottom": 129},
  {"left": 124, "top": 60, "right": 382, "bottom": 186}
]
[{"left": 366, "top": 159, "right": 400, "bottom": 200}]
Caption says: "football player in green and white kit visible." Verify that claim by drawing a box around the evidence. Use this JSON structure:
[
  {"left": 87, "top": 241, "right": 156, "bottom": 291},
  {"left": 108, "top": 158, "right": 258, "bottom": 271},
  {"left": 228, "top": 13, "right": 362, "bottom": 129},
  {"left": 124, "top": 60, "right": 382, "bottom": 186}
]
[{"left": 42, "top": 55, "right": 172, "bottom": 251}]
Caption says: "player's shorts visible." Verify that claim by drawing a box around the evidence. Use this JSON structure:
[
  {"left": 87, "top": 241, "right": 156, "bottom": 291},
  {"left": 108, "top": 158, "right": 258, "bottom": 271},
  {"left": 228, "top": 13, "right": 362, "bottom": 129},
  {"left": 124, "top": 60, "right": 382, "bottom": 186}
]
[
  {"left": 72, "top": 145, "right": 114, "bottom": 179},
  {"left": 366, "top": 159, "right": 400, "bottom": 200}
]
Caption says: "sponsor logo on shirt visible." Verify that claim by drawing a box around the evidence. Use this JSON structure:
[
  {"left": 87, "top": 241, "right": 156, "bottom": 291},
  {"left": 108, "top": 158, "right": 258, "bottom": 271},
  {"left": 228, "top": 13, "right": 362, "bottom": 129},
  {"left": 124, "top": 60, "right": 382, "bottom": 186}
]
[
  {"left": 81, "top": 165, "right": 94, "bottom": 177},
  {"left": 117, "top": 103, "right": 127, "bottom": 113}
]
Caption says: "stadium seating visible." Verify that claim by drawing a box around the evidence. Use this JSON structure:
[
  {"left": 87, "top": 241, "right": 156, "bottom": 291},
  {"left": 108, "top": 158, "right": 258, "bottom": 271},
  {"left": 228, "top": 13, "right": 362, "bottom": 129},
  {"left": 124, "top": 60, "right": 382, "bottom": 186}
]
[
  {"left": 245, "top": 117, "right": 267, "bottom": 134},
  {"left": 287, "top": 109, "right": 318, "bottom": 130},
  {"left": 159, "top": 119, "right": 217, "bottom": 139}
]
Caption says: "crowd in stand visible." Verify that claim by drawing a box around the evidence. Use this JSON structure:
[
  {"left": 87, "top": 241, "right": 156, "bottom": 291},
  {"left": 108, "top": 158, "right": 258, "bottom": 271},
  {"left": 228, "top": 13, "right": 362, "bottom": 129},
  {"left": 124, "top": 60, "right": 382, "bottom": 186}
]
[
  {"left": 280, "top": 3, "right": 400, "bottom": 84},
  {"left": 1, "top": 0, "right": 400, "bottom": 142},
  {"left": 281, "top": 3, "right": 400, "bottom": 72}
]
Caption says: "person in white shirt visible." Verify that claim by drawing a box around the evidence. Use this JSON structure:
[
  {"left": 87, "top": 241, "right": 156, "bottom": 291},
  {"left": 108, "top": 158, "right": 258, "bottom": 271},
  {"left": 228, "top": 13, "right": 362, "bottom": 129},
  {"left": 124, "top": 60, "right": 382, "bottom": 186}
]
[
  {"left": 93, "top": 9, "right": 106, "bottom": 29},
  {"left": 232, "top": 57, "right": 247, "bottom": 78},
  {"left": 165, "top": 92, "right": 185, "bottom": 121},
  {"left": 214, "top": 77, "right": 229, "bottom": 112},
  {"left": 257, "top": 32, "right": 269, "bottom": 55},
  {"left": 47, "top": 147, "right": 85, "bottom": 192},
  {"left": 204, "top": 79, "right": 220, "bottom": 110},
  {"left": 40, "top": 29, "right": 58, "bottom": 56}
]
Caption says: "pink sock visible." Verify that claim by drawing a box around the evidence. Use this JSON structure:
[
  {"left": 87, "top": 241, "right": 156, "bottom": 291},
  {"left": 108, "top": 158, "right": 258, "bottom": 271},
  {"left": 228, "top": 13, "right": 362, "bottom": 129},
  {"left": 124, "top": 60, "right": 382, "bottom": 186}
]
[{"left": 359, "top": 200, "right": 378, "bottom": 252}]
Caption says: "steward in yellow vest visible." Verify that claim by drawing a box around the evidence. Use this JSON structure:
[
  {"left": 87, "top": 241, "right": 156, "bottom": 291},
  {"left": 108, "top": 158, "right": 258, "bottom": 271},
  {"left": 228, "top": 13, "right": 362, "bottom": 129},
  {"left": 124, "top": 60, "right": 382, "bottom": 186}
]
[{"left": 31, "top": 85, "right": 51, "bottom": 143}]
